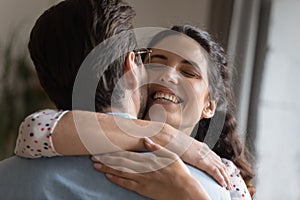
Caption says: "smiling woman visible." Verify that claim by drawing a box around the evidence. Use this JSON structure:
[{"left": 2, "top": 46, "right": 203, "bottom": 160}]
[
  {"left": 167, "top": 25, "right": 256, "bottom": 197},
  {"left": 145, "top": 34, "right": 215, "bottom": 133},
  {"left": 92, "top": 25, "right": 255, "bottom": 199}
]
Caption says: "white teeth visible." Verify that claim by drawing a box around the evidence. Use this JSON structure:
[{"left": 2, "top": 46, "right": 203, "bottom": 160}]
[{"left": 154, "top": 92, "right": 179, "bottom": 103}]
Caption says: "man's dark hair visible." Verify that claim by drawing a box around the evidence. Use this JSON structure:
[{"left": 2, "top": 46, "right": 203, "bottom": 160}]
[{"left": 28, "top": 0, "right": 138, "bottom": 111}]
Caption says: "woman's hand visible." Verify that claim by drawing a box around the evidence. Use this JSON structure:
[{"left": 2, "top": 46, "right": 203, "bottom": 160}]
[
  {"left": 92, "top": 138, "right": 211, "bottom": 200},
  {"left": 180, "top": 139, "right": 231, "bottom": 190},
  {"left": 150, "top": 126, "right": 230, "bottom": 190}
]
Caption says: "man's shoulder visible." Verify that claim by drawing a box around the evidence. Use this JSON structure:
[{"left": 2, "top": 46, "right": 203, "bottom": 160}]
[
  {"left": 0, "top": 155, "right": 90, "bottom": 169},
  {"left": 186, "top": 164, "right": 231, "bottom": 200},
  {"left": 0, "top": 156, "right": 148, "bottom": 200}
]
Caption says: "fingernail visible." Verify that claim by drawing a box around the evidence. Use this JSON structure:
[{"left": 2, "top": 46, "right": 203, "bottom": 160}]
[
  {"left": 92, "top": 156, "right": 100, "bottom": 162},
  {"left": 106, "top": 173, "right": 113, "bottom": 179},
  {"left": 94, "top": 163, "right": 102, "bottom": 169},
  {"left": 144, "top": 137, "right": 154, "bottom": 144}
]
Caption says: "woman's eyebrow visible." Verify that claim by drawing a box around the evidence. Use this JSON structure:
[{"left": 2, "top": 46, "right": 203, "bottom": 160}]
[
  {"left": 151, "top": 54, "right": 167, "bottom": 60},
  {"left": 182, "top": 59, "right": 201, "bottom": 71}
]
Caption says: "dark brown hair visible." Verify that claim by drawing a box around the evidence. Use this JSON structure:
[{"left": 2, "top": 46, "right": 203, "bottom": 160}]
[
  {"left": 148, "top": 25, "right": 255, "bottom": 196},
  {"left": 173, "top": 25, "right": 256, "bottom": 196},
  {"left": 28, "top": 0, "right": 137, "bottom": 111}
]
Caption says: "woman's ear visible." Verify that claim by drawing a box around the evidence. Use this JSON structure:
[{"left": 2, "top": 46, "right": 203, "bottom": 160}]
[
  {"left": 202, "top": 100, "right": 217, "bottom": 119},
  {"left": 123, "top": 51, "right": 138, "bottom": 89}
]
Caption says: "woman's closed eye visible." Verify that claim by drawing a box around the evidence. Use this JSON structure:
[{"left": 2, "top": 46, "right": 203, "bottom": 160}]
[
  {"left": 180, "top": 70, "right": 200, "bottom": 78},
  {"left": 179, "top": 66, "right": 202, "bottom": 79}
]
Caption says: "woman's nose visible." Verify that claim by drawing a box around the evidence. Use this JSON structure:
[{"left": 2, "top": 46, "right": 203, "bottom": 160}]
[{"left": 159, "top": 67, "right": 179, "bottom": 84}]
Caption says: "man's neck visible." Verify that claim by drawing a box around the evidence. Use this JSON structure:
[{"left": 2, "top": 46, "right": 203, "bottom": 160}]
[{"left": 104, "top": 89, "right": 141, "bottom": 118}]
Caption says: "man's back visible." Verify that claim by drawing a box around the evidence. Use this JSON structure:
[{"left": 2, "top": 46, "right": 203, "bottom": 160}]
[
  {"left": 0, "top": 156, "right": 230, "bottom": 200},
  {"left": 0, "top": 156, "right": 146, "bottom": 200}
]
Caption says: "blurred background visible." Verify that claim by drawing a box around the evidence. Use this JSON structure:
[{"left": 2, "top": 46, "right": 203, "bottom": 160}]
[{"left": 0, "top": 0, "right": 299, "bottom": 199}]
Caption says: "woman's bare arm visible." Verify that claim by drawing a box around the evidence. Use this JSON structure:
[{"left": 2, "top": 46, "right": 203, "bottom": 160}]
[
  {"left": 16, "top": 109, "right": 229, "bottom": 188},
  {"left": 53, "top": 110, "right": 230, "bottom": 188},
  {"left": 52, "top": 110, "right": 145, "bottom": 155},
  {"left": 92, "top": 138, "right": 211, "bottom": 200}
]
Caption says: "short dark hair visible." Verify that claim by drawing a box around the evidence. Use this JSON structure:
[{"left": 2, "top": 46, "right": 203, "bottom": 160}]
[{"left": 28, "top": 0, "right": 137, "bottom": 111}]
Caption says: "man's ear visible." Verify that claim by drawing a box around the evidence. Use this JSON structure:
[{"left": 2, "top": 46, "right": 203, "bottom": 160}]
[
  {"left": 123, "top": 51, "right": 138, "bottom": 89},
  {"left": 202, "top": 100, "right": 217, "bottom": 119}
]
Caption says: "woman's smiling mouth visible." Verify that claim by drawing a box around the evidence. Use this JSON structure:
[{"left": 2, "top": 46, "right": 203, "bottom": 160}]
[{"left": 152, "top": 91, "right": 183, "bottom": 104}]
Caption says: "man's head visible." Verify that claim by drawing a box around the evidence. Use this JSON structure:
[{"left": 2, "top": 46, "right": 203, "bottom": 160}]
[{"left": 29, "top": 0, "right": 145, "bottom": 113}]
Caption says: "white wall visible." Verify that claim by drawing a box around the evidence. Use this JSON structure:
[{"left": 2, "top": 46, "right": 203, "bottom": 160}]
[
  {"left": 125, "top": 0, "right": 210, "bottom": 28},
  {"left": 255, "top": 0, "right": 300, "bottom": 199},
  {"left": 0, "top": 0, "right": 210, "bottom": 46},
  {"left": 0, "top": 0, "right": 60, "bottom": 46}
]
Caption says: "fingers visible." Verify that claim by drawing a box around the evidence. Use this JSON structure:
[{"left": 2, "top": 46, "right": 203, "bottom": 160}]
[
  {"left": 209, "top": 166, "right": 227, "bottom": 188},
  {"left": 93, "top": 155, "right": 149, "bottom": 173},
  {"left": 143, "top": 137, "right": 161, "bottom": 151},
  {"left": 94, "top": 162, "right": 137, "bottom": 179},
  {"left": 213, "top": 160, "right": 231, "bottom": 190},
  {"left": 92, "top": 151, "right": 150, "bottom": 166},
  {"left": 181, "top": 140, "right": 232, "bottom": 190},
  {"left": 194, "top": 144, "right": 230, "bottom": 189},
  {"left": 203, "top": 153, "right": 231, "bottom": 190},
  {"left": 92, "top": 151, "right": 141, "bottom": 162},
  {"left": 92, "top": 151, "right": 173, "bottom": 173},
  {"left": 93, "top": 160, "right": 144, "bottom": 193},
  {"left": 144, "top": 137, "right": 178, "bottom": 160},
  {"left": 105, "top": 173, "right": 140, "bottom": 192},
  {"left": 212, "top": 155, "right": 231, "bottom": 190},
  {"left": 91, "top": 138, "right": 180, "bottom": 174},
  {"left": 220, "top": 164, "right": 231, "bottom": 190}
]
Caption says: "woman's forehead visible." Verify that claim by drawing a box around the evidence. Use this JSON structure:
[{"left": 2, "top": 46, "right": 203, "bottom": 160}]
[
  {"left": 151, "top": 35, "right": 209, "bottom": 75},
  {"left": 152, "top": 35, "right": 208, "bottom": 65}
]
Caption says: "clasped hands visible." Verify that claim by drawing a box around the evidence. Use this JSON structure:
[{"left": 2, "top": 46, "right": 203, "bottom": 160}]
[{"left": 92, "top": 137, "right": 230, "bottom": 200}]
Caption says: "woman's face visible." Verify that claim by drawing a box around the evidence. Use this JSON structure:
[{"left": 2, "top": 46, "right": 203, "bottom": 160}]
[{"left": 145, "top": 35, "right": 215, "bottom": 133}]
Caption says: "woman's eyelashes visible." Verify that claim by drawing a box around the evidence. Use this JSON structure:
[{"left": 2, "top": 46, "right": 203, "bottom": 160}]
[
  {"left": 144, "top": 53, "right": 202, "bottom": 79},
  {"left": 146, "top": 63, "right": 202, "bottom": 79},
  {"left": 180, "top": 70, "right": 201, "bottom": 79}
]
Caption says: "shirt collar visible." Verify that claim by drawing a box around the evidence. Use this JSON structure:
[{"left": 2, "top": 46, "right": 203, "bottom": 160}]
[{"left": 106, "top": 112, "right": 137, "bottom": 119}]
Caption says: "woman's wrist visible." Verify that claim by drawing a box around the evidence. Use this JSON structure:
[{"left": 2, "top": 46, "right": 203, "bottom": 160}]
[
  {"left": 151, "top": 124, "right": 196, "bottom": 160},
  {"left": 150, "top": 122, "right": 176, "bottom": 147}
]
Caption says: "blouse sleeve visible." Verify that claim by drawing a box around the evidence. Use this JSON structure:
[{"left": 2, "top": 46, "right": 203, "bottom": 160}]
[
  {"left": 222, "top": 158, "right": 252, "bottom": 200},
  {"left": 14, "top": 109, "right": 69, "bottom": 158}
]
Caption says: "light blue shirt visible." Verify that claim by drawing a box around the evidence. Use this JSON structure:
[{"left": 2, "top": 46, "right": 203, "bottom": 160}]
[
  {"left": 0, "top": 156, "right": 230, "bottom": 200},
  {"left": 0, "top": 112, "right": 230, "bottom": 199}
]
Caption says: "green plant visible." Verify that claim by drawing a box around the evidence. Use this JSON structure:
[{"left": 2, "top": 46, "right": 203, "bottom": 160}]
[{"left": 0, "top": 31, "right": 53, "bottom": 160}]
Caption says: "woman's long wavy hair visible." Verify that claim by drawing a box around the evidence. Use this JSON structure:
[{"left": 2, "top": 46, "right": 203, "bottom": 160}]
[
  {"left": 147, "top": 25, "right": 255, "bottom": 196},
  {"left": 172, "top": 25, "right": 255, "bottom": 196}
]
